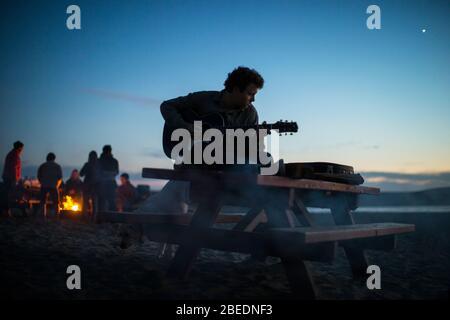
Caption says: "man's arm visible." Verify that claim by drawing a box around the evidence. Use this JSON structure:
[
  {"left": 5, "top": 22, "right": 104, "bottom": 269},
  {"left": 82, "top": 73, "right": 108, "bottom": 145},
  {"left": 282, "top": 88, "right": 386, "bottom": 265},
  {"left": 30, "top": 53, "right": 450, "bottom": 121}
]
[
  {"left": 56, "top": 165, "right": 63, "bottom": 189},
  {"left": 14, "top": 153, "right": 21, "bottom": 182},
  {"left": 248, "top": 105, "right": 259, "bottom": 125},
  {"left": 160, "top": 93, "right": 197, "bottom": 133},
  {"left": 114, "top": 159, "right": 119, "bottom": 176},
  {"left": 37, "top": 165, "right": 42, "bottom": 184},
  {"left": 79, "top": 163, "right": 87, "bottom": 177}
]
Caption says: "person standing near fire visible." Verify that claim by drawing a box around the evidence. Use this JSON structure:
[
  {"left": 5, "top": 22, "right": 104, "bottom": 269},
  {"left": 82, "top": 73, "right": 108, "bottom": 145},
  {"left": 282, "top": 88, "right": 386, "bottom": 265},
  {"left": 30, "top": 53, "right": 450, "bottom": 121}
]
[
  {"left": 37, "top": 152, "right": 63, "bottom": 216},
  {"left": 80, "top": 151, "right": 101, "bottom": 215},
  {"left": 98, "top": 145, "right": 119, "bottom": 212},
  {"left": 2, "top": 141, "right": 24, "bottom": 214}
]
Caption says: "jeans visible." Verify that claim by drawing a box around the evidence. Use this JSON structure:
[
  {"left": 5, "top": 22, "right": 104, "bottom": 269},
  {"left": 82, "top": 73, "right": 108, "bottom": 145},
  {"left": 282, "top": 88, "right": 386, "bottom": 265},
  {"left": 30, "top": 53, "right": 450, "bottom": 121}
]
[
  {"left": 40, "top": 187, "right": 59, "bottom": 215},
  {"left": 98, "top": 181, "right": 117, "bottom": 212}
]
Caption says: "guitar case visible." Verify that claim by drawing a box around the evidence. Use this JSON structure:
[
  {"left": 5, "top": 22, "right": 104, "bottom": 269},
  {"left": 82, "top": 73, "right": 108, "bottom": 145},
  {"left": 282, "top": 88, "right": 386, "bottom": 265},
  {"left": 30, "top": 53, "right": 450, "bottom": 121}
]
[{"left": 282, "top": 162, "right": 364, "bottom": 185}]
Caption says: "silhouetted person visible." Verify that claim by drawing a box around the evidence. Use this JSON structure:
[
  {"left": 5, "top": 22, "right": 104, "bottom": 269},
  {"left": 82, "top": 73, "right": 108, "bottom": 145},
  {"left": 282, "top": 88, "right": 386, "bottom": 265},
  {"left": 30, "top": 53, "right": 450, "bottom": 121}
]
[
  {"left": 98, "top": 145, "right": 119, "bottom": 211},
  {"left": 37, "top": 153, "right": 62, "bottom": 216},
  {"left": 80, "top": 151, "right": 100, "bottom": 214},
  {"left": 2, "top": 141, "right": 24, "bottom": 212},
  {"left": 116, "top": 173, "right": 137, "bottom": 212}
]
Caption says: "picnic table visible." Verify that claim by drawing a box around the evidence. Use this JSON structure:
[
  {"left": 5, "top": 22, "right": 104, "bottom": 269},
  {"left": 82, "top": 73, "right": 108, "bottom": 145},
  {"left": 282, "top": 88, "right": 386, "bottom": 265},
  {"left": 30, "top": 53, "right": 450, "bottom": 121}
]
[{"left": 97, "top": 167, "right": 415, "bottom": 299}]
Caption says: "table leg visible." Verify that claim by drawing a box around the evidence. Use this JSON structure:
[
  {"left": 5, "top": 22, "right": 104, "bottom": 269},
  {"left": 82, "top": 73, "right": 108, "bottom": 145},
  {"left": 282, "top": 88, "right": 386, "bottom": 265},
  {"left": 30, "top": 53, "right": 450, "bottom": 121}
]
[
  {"left": 167, "top": 189, "right": 223, "bottom": 279},
  {"left": 281, "top": 257, "right": 316, "bottom": 299},
  {"left": 264, "top": 189, "right": 317, "bottom": 299},
  {"left": 292, "top": 197, "right": 315, "bottom": 227},
  {"left": 331, "top": 195, "right": 368, "bottom": 277},
  {"left": 232, "top": 206, "right": 266, "bottom": 232}
]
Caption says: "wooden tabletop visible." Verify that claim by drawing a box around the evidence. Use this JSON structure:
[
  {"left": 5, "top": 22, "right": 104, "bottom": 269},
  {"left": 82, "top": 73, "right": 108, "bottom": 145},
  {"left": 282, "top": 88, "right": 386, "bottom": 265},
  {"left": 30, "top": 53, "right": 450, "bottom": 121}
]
[{"left": 142, "top": 167, "right": 380, "bottom": 195}]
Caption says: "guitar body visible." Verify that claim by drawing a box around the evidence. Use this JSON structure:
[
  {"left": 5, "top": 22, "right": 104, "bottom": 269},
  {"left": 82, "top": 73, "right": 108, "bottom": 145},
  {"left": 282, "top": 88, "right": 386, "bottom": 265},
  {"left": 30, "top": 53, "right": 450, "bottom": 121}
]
[{"left": 162, "top": 110, "right": 226, "bottom": 158}]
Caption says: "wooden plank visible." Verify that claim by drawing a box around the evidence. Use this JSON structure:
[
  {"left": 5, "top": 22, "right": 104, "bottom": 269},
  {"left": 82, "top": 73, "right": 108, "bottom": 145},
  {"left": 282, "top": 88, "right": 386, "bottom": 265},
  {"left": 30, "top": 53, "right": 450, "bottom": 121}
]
[
  {"left": 96, "top": 211, "right": 243, "bottom": 225},
  {"left": 267, "top": 223, "right": 415, "bottom": 244},
  {"left": 141, "top": 167, "right": 380, "bottom": 195},
  {"left": 373, "top": 223, "right": 415, "bottom": 236},
  {"left": 141, "top": 224, "right": 336, "bottom": 262},
  {"left": 232, "top": 207, "right": 267, "bottom": 232},
  {"left": 142, "top": 167, "right": 256, "bottom": 185},
  {"left": 257, "top": 176, "right": 380, "bottom": 195},
  {"left": 340, "top": 235, "right": 397, "bottom": 252}
]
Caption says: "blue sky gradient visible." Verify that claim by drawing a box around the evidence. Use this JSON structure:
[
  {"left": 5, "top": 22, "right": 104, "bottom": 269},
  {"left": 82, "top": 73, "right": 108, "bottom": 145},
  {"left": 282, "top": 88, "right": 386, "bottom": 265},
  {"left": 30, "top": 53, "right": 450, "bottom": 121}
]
[{"left": 1, "top": 0, "right": 449, "bottom": 191}]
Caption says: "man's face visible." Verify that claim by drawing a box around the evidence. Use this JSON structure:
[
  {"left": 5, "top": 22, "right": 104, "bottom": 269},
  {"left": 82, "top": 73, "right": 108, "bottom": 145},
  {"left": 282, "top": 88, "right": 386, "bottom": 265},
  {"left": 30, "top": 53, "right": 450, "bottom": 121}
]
[
  {"left": 120, "top": 177, "right": 127, "bottom": 185},
  {"left": 232, "top": 83, "right": 259, "bottom": 109},
  {"left": 17, "top": 147, "right": 23, "bottom": 155}
]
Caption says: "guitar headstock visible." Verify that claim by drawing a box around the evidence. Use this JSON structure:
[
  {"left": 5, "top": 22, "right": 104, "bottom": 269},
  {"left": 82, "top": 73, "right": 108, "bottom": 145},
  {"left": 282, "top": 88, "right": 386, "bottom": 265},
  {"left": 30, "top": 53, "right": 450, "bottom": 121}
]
[{"left": 261, "top": 120, "right": 299, "bottom": 134}]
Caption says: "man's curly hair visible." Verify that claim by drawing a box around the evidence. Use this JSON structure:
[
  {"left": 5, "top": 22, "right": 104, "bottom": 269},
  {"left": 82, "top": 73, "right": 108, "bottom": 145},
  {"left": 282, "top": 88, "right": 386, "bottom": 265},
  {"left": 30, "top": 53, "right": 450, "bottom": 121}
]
[{"left": 224, "top": 66, "right": 264, "bottom": 93}]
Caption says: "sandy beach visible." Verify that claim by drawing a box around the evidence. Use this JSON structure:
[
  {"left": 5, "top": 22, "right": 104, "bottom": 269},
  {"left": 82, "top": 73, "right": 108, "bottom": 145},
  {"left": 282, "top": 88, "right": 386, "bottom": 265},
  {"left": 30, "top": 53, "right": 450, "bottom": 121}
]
[{"left": 0, "top": 210, "right": 448, "bottom": 300}]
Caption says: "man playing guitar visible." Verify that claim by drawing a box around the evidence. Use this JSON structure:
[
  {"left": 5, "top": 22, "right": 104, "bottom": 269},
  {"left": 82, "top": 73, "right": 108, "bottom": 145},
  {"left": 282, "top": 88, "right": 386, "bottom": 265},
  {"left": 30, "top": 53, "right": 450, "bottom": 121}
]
[{"left": 161, "top": 66, "right": 263, "bottom": 143}]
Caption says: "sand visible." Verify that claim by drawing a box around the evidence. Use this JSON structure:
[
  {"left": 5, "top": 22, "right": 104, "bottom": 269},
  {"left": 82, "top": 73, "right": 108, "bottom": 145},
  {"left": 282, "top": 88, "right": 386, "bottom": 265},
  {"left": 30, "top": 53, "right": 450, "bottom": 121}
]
[{"left": 0, "top": 211, "right": 448, "bottom": 300}]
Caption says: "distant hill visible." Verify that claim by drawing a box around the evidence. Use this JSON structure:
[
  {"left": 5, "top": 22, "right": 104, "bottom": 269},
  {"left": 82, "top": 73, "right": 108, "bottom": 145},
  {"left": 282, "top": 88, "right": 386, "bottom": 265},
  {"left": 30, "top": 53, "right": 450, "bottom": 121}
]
[{"left": 359, "top": 187, "right": 450, "bottom": 206}]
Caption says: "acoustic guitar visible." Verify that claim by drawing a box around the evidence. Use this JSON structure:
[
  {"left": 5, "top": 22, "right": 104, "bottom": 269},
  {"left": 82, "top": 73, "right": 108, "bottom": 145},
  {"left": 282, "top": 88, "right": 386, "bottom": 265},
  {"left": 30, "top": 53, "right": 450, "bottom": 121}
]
[{"left": 162, "top": 109, "right": 299, "bottom": 159}]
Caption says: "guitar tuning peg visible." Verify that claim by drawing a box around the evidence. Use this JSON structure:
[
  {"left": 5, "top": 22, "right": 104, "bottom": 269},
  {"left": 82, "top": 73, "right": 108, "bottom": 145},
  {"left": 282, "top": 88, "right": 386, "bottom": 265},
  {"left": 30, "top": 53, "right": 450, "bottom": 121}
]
[
  {"left": 280, "top": 119, "right": 283, "bottom": 122},
  {"left": 290, "top": 133, "right": 293, "bottom": 135},
  {"left": 279, "top": 133, "right": 282, "bottom": 136}
]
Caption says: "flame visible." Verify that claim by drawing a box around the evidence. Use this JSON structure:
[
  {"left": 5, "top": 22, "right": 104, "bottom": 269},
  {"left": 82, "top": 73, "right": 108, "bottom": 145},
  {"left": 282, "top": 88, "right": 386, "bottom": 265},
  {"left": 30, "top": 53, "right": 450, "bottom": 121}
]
[{"left": 60, "top": 195, "right": 81, "bottom": 212}]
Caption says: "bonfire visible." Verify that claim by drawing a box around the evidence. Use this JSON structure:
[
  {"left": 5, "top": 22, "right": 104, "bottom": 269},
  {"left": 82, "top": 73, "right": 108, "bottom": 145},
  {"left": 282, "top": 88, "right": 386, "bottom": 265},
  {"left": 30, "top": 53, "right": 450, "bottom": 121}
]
[{"left": 59, "top": 195, "right": 82, "bottom": 213}]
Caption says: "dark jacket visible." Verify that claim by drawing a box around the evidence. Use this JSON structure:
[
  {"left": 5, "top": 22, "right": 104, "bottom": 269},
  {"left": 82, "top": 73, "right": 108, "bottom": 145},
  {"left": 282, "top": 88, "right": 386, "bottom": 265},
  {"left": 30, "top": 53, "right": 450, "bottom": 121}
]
[
  {"left": 37, "top": 161, "right": 62, "bottom": 189},
  {"left": 80, "top": 162, "right": 100, "bottom": 186},
  {"left": 160, "top": 90, "right": 259, "bottom": 131},
  {"left": 2, "top": 149, "right": 21, "bottom": 183},
  {"left": 99, "top": 153, "right": 119, "bottom": 182}
]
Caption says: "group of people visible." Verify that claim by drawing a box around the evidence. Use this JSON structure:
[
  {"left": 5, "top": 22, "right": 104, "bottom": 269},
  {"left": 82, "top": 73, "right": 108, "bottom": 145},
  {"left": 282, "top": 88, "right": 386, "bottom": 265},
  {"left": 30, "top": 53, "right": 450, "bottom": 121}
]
[
  {"left": 3, "top": 66, "right": 266, "bottom": 260},
  {"left": 1, "top": 142, "right": 138, "bottom": 216}
]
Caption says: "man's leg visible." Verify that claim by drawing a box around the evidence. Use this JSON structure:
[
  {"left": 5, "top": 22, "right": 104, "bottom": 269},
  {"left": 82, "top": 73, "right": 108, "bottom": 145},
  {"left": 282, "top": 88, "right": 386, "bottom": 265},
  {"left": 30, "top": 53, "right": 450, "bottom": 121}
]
[
  {"left": 47, "top": 188, "right": 59, "bottom": 215},
  {"left": 5, "top": 179, "right": 17, "bottom": 212},
  {"left": 98, "top": 183, "right": 106, "bottom": 212},
  {"left": 3, "top": 179, "right": 10, "bottom": 204},
  {"left": 39, "top": 188, "right": 48, "bottom": 217},
  {"left": 83, "top": 190, "right": 91, "bottom": 214},
  {"left": 55, "top": 188, "right": 61, "bottom": 214},
  {"left": 107, "top": 182, "right": 117, "bottom": 211},
  {"left": 1, "top": 180, "right": 12, "bottom": 216}
]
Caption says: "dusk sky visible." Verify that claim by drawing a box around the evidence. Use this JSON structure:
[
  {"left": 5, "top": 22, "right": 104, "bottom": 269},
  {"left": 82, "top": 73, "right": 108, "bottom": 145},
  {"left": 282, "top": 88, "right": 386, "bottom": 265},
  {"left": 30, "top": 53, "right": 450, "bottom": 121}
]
[{"left": 1, "top": 0, "right": 449, "bottom": 191}]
